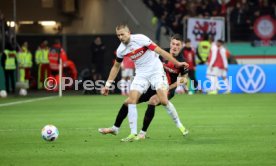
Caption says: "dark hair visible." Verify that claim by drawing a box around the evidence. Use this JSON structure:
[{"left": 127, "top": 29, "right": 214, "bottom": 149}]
[
  {"left": 171, "top": 34, "right": 183, "bottom": 42},
  {"left": 184, "top": 38, "right": 191, "bottom": 43},
  {"left": 217, "top": 39, "right": 224, "bottom": 44}
]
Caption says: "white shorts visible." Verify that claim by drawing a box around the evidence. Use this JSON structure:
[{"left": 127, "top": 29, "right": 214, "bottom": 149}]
[
  {"left": 207, "top": 67, "right": 227, "bottom": 77},
  {"left": 130, "top": 73, "right": 169, "bottom": 94},
  {"left": 121, "top": 68, "right": 134, "bottom": 78}
]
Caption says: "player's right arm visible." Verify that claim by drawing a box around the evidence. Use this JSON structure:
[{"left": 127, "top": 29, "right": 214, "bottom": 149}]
[
  {"left": 101, "top": 58, "right": 122, "bottom": 96},
  {"left": 154, "top": 46, "right": 189, "bottom": 68},
  {"left": 168, "top": 74, "right": 187, "bottom": 90}
]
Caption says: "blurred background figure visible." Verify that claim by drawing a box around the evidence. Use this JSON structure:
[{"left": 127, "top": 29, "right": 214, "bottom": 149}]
[
  {"left": 120, "top": 56, "right": 134, "bottom": 96},
  {"left": 17, "top": 41, "right": 32, "bottom": 95},
  {"left": 1, "top": 42, "right": 17, "bottom": 94},
  {"left": 48, "top": 39, "right": 77, "bottom": 91},
  {"left": 207, "top": 40, "right": 230, "bottom": 95},
  {"left": 196, "top": 34, "right": 211, "bottom": 65},
  {"left": 48, "top": 39, "right": 68, "bottom": 91},
  {"left": 182, "top": 38, "right": 199, "bottom": 95},
  {"left": 35, "top": 40, "right": 50, "bottom": 89},
  {"left": 91, "top": 36, "right": 106, "bottom": 80}
]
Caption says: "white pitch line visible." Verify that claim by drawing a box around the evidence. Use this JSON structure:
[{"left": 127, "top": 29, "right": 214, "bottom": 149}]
[{"left": 0, "top": 96, "right": 56, "bottom": 107}]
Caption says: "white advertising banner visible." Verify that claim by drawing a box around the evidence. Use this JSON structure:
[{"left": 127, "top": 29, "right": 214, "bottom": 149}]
[{"left": 187, "top": 18, "right": 225, "bottom": 48}]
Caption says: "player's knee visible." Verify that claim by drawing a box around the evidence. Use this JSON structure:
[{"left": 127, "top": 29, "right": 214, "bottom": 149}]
[
  {"left": 125, "top": 97, "right": 137, "bottom": 104},
  {"left": 148, "top": 98, "right": 158, "bottom": 106},
  {"left": 159, "top": 98, "right": 168, "bottom": 106}
]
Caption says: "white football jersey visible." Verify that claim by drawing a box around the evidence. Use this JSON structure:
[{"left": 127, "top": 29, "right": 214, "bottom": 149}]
[{"left": 116, "top": 34, "right": 164, "bottom": 77}]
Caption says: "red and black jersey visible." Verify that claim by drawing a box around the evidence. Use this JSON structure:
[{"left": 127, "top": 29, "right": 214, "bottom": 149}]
[{"left": 161, "top": 48, "right": 188, "bottom": 85}]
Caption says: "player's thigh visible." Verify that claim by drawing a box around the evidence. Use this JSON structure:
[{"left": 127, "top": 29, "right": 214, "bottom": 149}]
[
  {"left": 148, "top": 94, "right": 160, "bottom": 106},
  {"left": 126, "top": 90, "right": 142, "bottom": 104},
  {"left": 130, "top": 76, "right": 150, "bottom": 94},
  {"left": 156, "top": 88, "right": 169, "bottom": 105},
  {"left": 149, "top": 72, "right": 169, "bottom": 91},
  {"left": 138, "top": 88, "right": 156, "bottom": 104}
]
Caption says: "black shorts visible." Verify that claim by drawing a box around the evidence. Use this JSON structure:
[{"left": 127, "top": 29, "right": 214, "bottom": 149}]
[{"left": 138, "top": 88, "right": 176, "bottom": 104}]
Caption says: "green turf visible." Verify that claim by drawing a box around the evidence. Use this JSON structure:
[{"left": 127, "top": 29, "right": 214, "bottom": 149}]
[{"left": 0, "top": 94, "right": 276, "bottom": 166}]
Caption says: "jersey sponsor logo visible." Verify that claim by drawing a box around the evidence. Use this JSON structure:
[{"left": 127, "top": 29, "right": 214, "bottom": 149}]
[
  {"left": 125, "top": 46, "right": 148, "bottom": 61},
  {"left": 163, "top": 63, "right": 179, "bottom": 74},
  {"left": 236, "top": 65, "right": 266, "bottom": 93},
  {"left": 163, "top": 65, "right": 178, "bottom": 74}
]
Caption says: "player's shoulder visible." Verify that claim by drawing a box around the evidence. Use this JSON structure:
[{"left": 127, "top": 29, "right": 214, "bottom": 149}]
[
  {"left": 131, "top": 34, "right": 148, "bottom": 39},
  {"left": 116, "top": 43, "right": 126, "bottom": 56},
  {"left": 131, "top": 34, "right": 151, "bottom": 43},
  {"left": 117, "top": 43, "right": 125, "bottom": 52},
  {"left": 176, "top": 54, "right": 184, "bottom": 62}
]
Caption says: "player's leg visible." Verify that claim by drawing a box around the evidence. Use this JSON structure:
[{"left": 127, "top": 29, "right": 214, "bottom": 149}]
[
  {"left": 120, "top": 90, "right": 141, "bottom": 142},
  {"left": 156, "top": 89, "right": 189, "bottom": 136},
  {"left": 207, "top": 67, "right": 218, "bottom": 94},
  {"left": 98, "top": 101, "right": 128, "bottom": 135},
  {"left": 121, "top": 76, "right": 148, "bottom": 142},
  {"left": 99, "top": 83, "right": 151, "bottom": 137},
  {"left": 152, "top": 73, "right": 188, "bottom": 136},
  {"left": 136, "top": 95, "right": 159, "bottom": 140}
]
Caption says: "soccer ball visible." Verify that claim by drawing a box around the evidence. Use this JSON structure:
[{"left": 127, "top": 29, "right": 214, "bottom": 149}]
[
  {"left": 0, "top": 90, "right": 7, "bottom": 98},
  {"left": 19, "top": 89, "right": 27, "bottom": 96},
  {"left": 41, "top": 125, "right": 59, "bottom": 141}
]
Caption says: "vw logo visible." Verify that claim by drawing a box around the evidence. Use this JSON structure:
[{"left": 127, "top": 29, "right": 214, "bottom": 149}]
[{"left": 236, "top": 65, "right": 266, "bottom": 93}]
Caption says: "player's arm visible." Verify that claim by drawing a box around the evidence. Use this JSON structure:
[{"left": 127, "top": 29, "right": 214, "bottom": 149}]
[
  {"left": 101, "top": 58, "right": 122, "bottom": 96},
  {"left": 154, "top": 46, "right": 189, "bottom": 68},
  {"left": 169, "top": 73, "right": 188, "bottom": 90}
]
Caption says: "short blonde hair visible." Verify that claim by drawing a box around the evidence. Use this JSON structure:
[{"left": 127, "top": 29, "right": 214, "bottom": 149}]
[{"left": 116, "top": 24, "right": 130, "bottom": 31}]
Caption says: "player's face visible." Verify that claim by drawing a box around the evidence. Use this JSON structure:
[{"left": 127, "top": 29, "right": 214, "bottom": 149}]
[
  {"left": 116, "top": 28, "right": 131, "bottom": 44},
  {"left": 170, "top": 39, "right": 182, "bottom": 56},
  {"left": 216, "top": 42, "right": 222, "bottom": 47}
]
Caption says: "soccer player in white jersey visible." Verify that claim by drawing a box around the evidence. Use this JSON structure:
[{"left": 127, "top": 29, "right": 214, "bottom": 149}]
[{"left": 101, "top": 24, "right": 188, "bottom": 142}]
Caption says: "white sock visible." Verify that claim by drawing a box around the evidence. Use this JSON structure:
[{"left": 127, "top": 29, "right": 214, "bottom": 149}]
[
  {"left": 128, "top": 104, "right": 137, "bottom": 135},
  {"left": 163, "top": 101, "right": 183, "bottom": 128}
]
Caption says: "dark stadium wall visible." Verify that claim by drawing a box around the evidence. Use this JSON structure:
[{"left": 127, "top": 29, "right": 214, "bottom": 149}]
[
  {"left": 0, "top": 0, "right": 158, "bottom": 40},
  {"left": 0, "top": 0, "right": 169, "bottom": 90},
  {"left": 61, "top": 0, "right": 156, "bottom": 37}
]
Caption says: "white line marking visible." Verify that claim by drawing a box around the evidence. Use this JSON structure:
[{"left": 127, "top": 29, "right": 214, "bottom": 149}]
[{"left": 0, "top": 96, "right": 56, "bottom": 107}]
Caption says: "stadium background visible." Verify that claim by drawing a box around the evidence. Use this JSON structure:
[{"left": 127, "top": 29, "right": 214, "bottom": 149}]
[
  {"left": 0, "top": 1, "right": 276, "bottom": 166},
  {"left": 0, "top": 0, "right": 275, "bottom": 93}
]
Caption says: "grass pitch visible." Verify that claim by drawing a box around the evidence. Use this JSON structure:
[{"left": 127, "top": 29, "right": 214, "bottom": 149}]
[{"left": 0, "top": 93, "right": 276, "bottom": 166}]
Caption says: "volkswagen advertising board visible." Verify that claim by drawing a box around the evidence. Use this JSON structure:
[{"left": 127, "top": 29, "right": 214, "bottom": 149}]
[{"left": 196, "top": 65, "right": 276, "bottom": 93}]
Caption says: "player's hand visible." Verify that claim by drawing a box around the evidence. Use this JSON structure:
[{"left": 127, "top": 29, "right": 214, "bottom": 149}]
[
  {"left": 101, "top": 87, "right": 109, "bottom": 96},
  {"left": 176, "top": 62, "right": 189, "bottom": 68}
]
